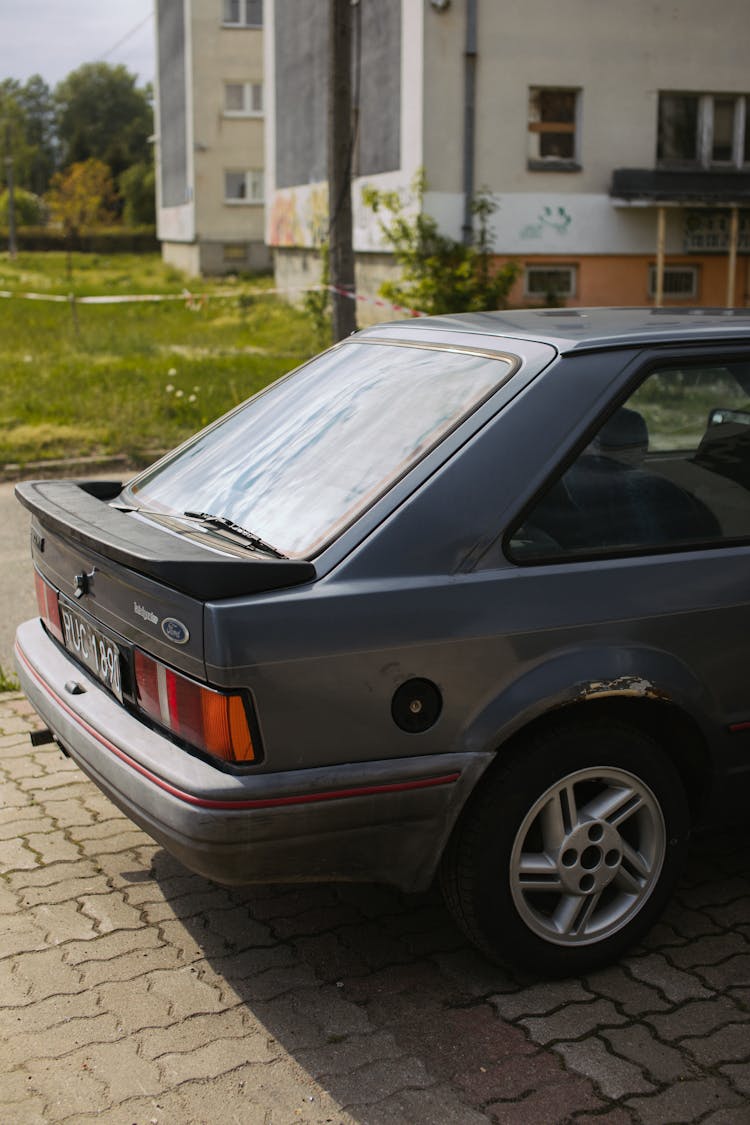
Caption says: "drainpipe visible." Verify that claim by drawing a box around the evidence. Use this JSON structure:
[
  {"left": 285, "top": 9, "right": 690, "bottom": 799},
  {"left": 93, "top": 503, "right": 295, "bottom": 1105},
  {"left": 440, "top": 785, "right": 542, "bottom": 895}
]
[{"left": 462, "top": 0, "right": 478, "bottom": 245}]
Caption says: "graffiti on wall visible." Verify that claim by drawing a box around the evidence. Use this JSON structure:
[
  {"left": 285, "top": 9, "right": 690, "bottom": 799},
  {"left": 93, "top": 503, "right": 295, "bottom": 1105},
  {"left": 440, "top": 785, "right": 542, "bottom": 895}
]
[
  {"left": 269, "top": 186, "right": 330, "bottom": 248},
  {"left": 520, "top": 205, "right": 573, "bottom": 240}
]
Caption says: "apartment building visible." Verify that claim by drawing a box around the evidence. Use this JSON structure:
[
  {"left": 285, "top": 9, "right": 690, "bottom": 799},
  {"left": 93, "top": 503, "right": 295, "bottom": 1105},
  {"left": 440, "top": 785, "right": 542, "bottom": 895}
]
[
  {"left": 266, "top": 0, "right": 750, "bottom": 313},
  {"left": 155, "top": 0, "right": 269, "bottom": 275}
]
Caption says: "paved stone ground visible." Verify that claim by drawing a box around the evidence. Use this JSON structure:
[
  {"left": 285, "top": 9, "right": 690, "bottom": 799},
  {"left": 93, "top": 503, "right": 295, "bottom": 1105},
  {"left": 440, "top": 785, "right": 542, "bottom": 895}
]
[{"left": 1, "top": 691, "right": 749, "bottom": 1125}]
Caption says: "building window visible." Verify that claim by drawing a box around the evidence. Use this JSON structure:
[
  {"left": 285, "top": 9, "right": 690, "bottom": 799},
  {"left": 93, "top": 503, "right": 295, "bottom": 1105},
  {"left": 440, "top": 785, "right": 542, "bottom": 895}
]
[
  {"left": 528, "top": 88, "right": 580, "bottom": 170},
  {"left": 524, "top": 264, "right": 577, "bottom": 301},
  {"left": 222, "top": 0, "right": 263, "bottom": 27},
  {"left": 224, "top": 169, "right": 264, "bottom": 203},
  {"left": 657, "top": 93, "right": 749, "bottom": 168},
  {"left": 648, "top": 265, "right": 698, "bottom": 299},
  {"left": 223, "top": 243, "right": 248, "bottom": 264},
  {"left": 224, "top": 82, "right": 263, "bottom": 116},
  {"left": 684, "top": 210, "right": 750, "bottom": 253}
]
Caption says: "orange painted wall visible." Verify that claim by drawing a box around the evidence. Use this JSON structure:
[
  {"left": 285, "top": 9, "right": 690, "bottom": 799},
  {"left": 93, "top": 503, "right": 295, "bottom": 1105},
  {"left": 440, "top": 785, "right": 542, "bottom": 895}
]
[{"left": 499, "top": 255, "right": 750, "bottom": 309}]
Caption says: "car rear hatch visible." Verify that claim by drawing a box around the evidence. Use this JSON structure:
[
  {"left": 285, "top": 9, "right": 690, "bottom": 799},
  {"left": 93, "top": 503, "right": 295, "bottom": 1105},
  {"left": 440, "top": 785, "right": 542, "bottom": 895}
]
[{"left": 16, "top": 478, "right": 316, "bottom": 686}]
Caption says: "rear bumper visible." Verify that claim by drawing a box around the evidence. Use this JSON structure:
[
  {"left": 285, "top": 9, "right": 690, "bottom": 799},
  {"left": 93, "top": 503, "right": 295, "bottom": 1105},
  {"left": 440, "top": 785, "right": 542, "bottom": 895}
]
[{"left": 15, "top": 618, "right": 490, "bottom": 891}]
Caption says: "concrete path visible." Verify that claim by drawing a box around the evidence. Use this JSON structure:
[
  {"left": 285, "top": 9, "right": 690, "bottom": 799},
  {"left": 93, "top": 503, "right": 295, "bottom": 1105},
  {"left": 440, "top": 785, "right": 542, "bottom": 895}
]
[{"left": 1, "top": 691, "right": 749, "bottom": 1124}]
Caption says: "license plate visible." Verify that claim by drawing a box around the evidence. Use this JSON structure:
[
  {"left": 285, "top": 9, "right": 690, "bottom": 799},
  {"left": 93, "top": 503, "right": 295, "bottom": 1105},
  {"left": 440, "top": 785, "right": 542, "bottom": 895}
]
[{"left": 59, "top": 598, "right": 123, "bottom": 702}]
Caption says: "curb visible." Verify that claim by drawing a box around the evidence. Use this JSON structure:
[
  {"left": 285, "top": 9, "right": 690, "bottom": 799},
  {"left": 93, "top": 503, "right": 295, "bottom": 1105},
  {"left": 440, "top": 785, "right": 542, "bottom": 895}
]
[{"left": 0, "top": 453, "right": 166, "bottom": 483}]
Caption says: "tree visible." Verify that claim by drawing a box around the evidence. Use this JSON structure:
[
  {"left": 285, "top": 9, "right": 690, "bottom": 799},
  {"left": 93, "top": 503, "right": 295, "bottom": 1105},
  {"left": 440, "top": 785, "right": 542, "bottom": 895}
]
[
  {"left": 362, "top": 172, "right": 519, "bottom": 316},
  {"left": 119, "top": 161, "right": 156, "bottom": 225},
  {"left": 16, "top": 75, "right": 57, "bottom": 194},
  {"left": 0, "top": 76, "right": 56, "bottom": 195},
  {"left": 55, "top": 63, "right": 153, "bottom": 180},
  {"left": 47, "top": 158, "right": 116, "bottom": 242}
]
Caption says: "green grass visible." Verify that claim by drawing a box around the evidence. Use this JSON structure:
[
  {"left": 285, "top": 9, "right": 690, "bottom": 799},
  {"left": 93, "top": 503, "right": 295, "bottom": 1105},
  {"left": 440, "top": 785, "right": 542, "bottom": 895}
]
[
  {"left": 0, "top": 252, "right": 320, "bottom": 466},
  {"left": 0, "top": 664, "right": 19, "bottom": 692}
]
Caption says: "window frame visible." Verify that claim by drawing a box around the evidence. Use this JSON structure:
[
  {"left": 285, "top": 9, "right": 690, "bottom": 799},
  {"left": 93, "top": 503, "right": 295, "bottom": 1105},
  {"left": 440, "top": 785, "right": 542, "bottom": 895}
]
[
  {"left": 657, "top": 92, "right": 750, "bottom": 169},
  {"left": 524, "top": 264, "right": 577, "bottom": 300},
  {"left": 647, "top": 264, "right": 699, "bottom": 300},
  {"left": 224, "top": 169, "right": 264, "bottom": 205},
  {"left": 223, "top": 81, "right": 263, "bottom": 117},
  {"left": 222, "top": 0, "right": 263, "bottom": 28},
  {"left": 527, "top": 86, "right": 582, "bottom": 172},
  {"left": 504, "top": 347, "right": 750, "bottom": 567}
]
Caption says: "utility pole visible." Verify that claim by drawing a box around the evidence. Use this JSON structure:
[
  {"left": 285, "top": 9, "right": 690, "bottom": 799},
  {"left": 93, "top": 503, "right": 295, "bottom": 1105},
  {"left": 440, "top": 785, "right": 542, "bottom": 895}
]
[
  {"left": 327, "top": 0, "right": 357, "bottom": 341},
  {"left": 4, "top": 123, "right": 17, "bottom": 260}
]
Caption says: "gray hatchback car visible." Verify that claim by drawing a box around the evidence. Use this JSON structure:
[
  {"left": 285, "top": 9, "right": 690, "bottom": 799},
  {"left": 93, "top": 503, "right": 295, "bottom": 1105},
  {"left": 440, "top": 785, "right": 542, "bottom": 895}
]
[{"left": 15, "top": 307, "right": 750, "bottom": 976}]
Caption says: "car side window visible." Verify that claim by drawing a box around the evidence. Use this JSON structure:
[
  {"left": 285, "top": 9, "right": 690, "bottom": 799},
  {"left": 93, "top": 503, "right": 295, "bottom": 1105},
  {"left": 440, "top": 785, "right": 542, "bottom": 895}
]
[{"left": 510, "top": 361, "right": 750, "bottom": 561}]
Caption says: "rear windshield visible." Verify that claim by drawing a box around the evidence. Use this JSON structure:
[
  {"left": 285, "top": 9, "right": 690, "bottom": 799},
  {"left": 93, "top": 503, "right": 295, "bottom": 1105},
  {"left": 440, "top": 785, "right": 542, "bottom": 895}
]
[{"left": 127, "top": 340, "right": 513, "bottom": 557}]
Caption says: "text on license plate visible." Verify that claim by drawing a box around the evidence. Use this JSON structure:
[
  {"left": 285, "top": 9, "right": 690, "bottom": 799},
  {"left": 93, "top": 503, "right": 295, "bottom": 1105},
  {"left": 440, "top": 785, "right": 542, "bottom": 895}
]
[{"left": 60, "top": 601, "right": 122, "bottom": 701}]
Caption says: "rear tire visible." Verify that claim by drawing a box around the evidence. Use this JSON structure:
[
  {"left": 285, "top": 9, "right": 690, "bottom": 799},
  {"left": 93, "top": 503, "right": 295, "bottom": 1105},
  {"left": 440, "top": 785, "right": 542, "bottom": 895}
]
[{"left": 441, "top": 719, "right": 690, "bottom": 977}]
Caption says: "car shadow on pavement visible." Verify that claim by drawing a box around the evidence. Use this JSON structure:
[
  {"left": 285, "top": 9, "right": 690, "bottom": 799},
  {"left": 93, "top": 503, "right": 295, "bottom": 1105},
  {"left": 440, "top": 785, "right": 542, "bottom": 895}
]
[{"left": 136, "top": 826, "right": 750, "bottom": 1123}]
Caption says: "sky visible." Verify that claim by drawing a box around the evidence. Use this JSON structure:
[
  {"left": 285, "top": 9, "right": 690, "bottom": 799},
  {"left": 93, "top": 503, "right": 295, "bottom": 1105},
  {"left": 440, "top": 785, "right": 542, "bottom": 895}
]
[{"left": 0, "top": 0, "right": 155, "bottom": 89}]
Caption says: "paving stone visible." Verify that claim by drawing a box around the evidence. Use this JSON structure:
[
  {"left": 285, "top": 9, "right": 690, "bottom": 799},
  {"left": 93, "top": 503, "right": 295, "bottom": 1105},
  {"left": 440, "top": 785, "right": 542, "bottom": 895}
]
[
  {"left": 77, "top": 890, "right": 148, "bottom": 933},
  {"left": 23, "top": 1048, "right": 110, "bottom": 1119},
  {"left": 487, "top": 1074, "right": 605, "bottom": 1123},
  {"left": 520, "top": 998, "right": 628, "bottom": 1045},
  {"left": 2, "top": 837, "right": 40, "bottom": 871},
  {"left": 696, "top": 953, "right": 750, "bottom": 991},
  {"left": 626, "top": 1077, "right": 745, "bottom": 1124},
  {"left": 602, "top": 1025, "right": 694, "bottom": 1083},
  {"left": 144, "top": 963, "right": 229, "bottom": 1018},
  {"left": 292, "top": 930, "right": 371, "bottom": 981},
  {"left": 295, "top": 1029, "right": 402, "bottom": 1079},
  {"left": 683, "top": 1022, "right": 750, "bottom": 1065},
  {"left": 456, "top": 1047, "right": 565, "bottom": 1104},
  {"left": 0, "top": 910, "right": 49, "bottom": 956},
  {"left": 354, "top": 1083, "right": 490, "bottom": 1124},
  {"left": 0, "top": 987, "right": 99, "bottom": 1035},
  {"left": 701, "top": 1109, "right": 750, "bottom": 1125},
  {"left": 11, "top": 946, "right": 84, "bottom": 999},
  {"left": 553, "top": 1036, "right": 655, "bottom": 1099},
  {"left": 432, "top": 947, "right": 519, "bottom": 997},
  {"left": 326, "top": 1055, "right": 434, "bottom": 1106},
  {"left": 627, "top": 952, "right": 713, "bottom": 1001},
  {"left": 15, "top": 872, "right": 109, "bottom": 908},
  {"left": 25, "top": 832, "right": 83, "bottom": 864},
  {"left": 667, "top": 932, "right": 750, "bottom": 970},
  {"left": 720, "top": 1062, "right": 750, "bottom": 1097},
  {"left": 0, "top": 811, "right": 56, "bottom": 837},
  {"left": 26, "top": 899, "right": 99, "bottom": 944},
  {"left": 156, "top": 1026, "right": 276, "bottom": 1085},
  {"left": 5, "top": 858, "right": 101, "bottom": 893},
  {"left": 74, "top": 941, "right": 182, "bottom": 987},
  {"left": 94, "top": 976, "right": 175, "bottom": 1033},
  {"left": 646, "top": 996, "right": 746, "bottom": 1041},
  {"left": 584, "top": 964, "right": 672, "bottom": 1015},
  {"left": 490, "top": 979, "right": 594, "bottom": 1020},
  {"left": 2, "top": 1011, "right": 122, "bottom": 1068}
]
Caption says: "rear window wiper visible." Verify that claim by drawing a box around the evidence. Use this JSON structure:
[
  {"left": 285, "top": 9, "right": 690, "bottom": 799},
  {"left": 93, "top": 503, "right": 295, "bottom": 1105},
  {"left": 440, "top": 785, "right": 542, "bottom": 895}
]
[{"left": 182, "top": 511, "right": 288, "bottom": 558}]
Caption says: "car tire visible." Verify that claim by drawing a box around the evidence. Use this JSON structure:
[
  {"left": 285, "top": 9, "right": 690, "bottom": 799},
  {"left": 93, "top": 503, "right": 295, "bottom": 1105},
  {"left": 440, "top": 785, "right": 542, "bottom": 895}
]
[{"left": 441, "top": 718, "right": 690, "bottom": 977}]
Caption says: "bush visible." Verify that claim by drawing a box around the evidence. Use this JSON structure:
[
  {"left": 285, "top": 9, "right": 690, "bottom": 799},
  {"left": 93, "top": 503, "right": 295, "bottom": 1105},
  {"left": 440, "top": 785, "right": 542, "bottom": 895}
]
[
  {"left": 362, "top": 171, "right": 519, "bottom": 315},
  {"left": 0, "top": 188, "right": 46, "bottom": 226},
  {"left": 0, "top": 225, "right": 158, "bottom": 253}
]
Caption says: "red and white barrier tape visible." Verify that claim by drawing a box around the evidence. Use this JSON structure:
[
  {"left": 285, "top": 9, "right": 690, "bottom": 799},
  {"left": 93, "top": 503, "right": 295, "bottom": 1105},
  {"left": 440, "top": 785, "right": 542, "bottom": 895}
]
[
  {"left": 327, "top": 284, "right": 427, "bottom": 318},
  {"left": 0, "top": 284, "right": 428, "bottom": 318}
]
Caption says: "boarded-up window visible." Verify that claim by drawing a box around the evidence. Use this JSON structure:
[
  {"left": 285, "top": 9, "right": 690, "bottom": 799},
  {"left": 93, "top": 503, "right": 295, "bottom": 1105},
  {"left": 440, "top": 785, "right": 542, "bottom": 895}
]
[{"left": 528, "top": 88, "right": 580, "bottom": 168}]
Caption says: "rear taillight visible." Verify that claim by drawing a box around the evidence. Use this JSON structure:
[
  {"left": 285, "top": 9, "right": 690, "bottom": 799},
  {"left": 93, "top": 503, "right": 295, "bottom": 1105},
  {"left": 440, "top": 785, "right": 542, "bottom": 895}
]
[
  {"left": 133, "top": 650, "right": 256, "bottom": 765},
  {"left": 35, "top": 571, "right": 64, "bottom": 644}
]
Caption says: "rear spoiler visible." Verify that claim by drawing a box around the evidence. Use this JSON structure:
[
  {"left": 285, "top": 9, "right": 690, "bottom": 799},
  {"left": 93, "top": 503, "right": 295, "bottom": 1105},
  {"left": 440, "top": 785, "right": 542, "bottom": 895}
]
[{"left": 16, "top": 480, "right": 316, "bottom": 599}]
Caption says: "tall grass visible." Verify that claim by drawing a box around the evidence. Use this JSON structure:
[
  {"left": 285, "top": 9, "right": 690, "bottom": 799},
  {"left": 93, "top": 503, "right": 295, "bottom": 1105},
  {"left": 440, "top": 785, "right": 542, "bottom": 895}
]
[{"left": 0, "top": 253, "right": 319, "bottom": 466}]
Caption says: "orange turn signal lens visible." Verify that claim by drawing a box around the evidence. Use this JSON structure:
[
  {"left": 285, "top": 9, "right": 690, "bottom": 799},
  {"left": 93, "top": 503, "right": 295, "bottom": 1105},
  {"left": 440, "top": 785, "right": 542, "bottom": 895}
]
[{"left": 134, "top": 649, "right": 256, "bottom": 764}]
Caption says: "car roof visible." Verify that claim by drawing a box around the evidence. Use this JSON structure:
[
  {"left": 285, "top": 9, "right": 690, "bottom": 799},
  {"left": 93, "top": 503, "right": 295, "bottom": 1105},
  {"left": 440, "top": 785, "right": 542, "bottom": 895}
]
[{"left": 361, "top": 307, "right": 750, "bottom": 353}]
